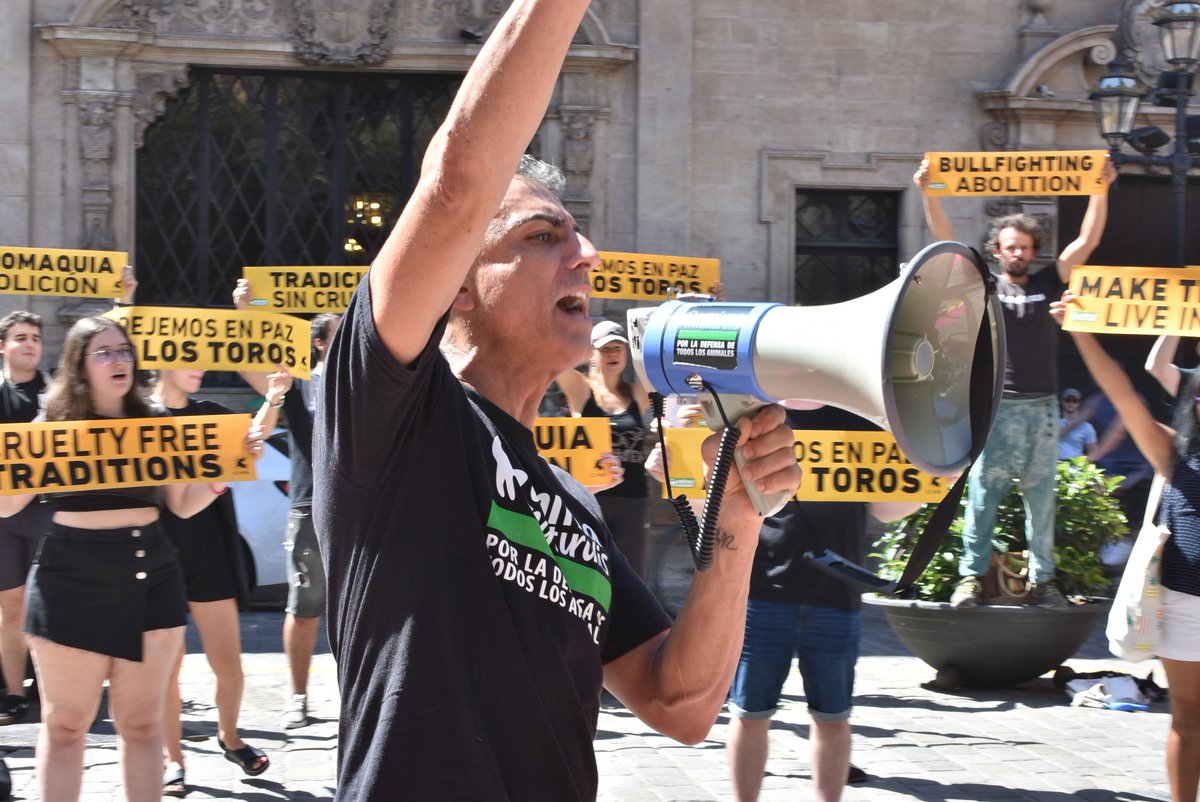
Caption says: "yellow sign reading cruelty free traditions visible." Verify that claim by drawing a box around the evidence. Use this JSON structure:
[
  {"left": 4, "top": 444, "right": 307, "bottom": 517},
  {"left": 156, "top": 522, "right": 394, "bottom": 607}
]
[
  {"left": 0, "top": 246, "right": 127, "bottom": 298},
  {"left": 0, "top": 415, "right": 256, "bottom": 496},
  {"left": 658, "top": 428, "right": 954, "bottom": 502},
  {"left": 534, "top": 417, "right": 613, "bottom": 487},
  {"left": 593, "top": 251, "right": 721, "bottom": 302},
  {"left": 923, "top": 150, "right": 1108, "bottom": 196},
  {"left": 242, "top": 266, "right": 368, "bottom": 313},
  {"left": 1064, "top": 265, "right": 1200, "bottom": 336},
  {"left": 106, "top": 306, "right": 312, "bottom": 379}
]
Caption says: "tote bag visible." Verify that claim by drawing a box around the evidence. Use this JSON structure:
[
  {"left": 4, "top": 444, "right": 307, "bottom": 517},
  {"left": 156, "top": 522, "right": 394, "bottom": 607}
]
[{"left": 1106, "top": 473, "right": 1169, "bottom": 662}]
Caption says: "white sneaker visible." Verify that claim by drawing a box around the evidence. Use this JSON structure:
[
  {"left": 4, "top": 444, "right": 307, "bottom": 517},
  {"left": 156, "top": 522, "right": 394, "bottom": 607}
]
[{"left": 280, "top": 693, "right": 308, "bottom": 729}]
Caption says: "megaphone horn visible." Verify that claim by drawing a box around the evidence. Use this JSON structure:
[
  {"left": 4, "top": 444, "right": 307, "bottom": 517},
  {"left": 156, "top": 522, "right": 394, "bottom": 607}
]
[{"left": 627, "top": 240, "right": 1006, "bottom": 517}]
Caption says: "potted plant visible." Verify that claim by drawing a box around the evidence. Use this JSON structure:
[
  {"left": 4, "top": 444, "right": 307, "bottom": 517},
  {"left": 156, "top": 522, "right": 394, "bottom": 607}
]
[{"left": 867, "top": 457, "right": 1125, "bottom": 689}]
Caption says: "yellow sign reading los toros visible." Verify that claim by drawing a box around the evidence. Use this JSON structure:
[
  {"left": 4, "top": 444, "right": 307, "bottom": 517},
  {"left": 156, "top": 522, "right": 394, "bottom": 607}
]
[
  {"left": 0, "top": 415, "right": 256, "bottom": 496},
  {"left": 1065, "top": 265, "right": 1200, "bottom": 336},
  {"left": 0, "top": 247, "right": 127, "bottom": 298},
  {"left": 106, "top": 306, "right": 312, "bottom": 379},
  {"left": 659, "top": 428, "right": 953, "bottom": 503},
  {"left": 924, "top": 150, "right": 1108, "bottom": 196},
  {"left": 242, "top": 266, "right": 368, "bottom": 313},
  {"left": 593, "top": 251, "right": 721, "bottom": 302}
]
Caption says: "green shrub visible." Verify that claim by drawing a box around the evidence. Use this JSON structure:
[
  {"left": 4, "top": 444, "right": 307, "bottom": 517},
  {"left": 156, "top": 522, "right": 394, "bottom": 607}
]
[{"left": 873, "top": 457, "right": 1127, "bottom": 601}]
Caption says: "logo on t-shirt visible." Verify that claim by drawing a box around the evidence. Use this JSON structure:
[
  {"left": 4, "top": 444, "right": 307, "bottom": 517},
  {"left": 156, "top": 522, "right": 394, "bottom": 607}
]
[{"left": 484, "top": 436, "right": 612, "bottom": 644}]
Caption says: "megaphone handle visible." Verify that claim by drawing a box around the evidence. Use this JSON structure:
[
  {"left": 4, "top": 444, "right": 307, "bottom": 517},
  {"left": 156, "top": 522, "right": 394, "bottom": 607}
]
[{"left": 733, "top": 447, "right": 792, "bottom": 518}]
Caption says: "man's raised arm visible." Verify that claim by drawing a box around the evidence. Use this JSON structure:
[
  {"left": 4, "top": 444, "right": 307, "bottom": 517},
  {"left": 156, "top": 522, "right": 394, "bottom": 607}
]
[
  {"left": 913, "top": 159, "right": 955, "bottom": 241},
  {"left": 369, "top": 0, "right": 591, "bottom": 365},
  {"left": 1055, "top": 159, "right": 1117, "bottom": 282}
]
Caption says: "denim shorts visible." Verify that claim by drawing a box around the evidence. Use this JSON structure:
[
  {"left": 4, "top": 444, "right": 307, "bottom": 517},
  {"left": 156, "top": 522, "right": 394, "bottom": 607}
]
[
  {"left": 285, "top": 506, "right": 326, "bottom": 618},
  {"left": 728, "top": 598, "right": 861, "bottom": 722}
]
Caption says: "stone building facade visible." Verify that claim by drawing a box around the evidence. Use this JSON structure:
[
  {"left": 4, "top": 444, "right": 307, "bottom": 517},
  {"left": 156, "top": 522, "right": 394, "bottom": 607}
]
[{"left": 0, "top": 0, "right": 1190, "bottom": 361}]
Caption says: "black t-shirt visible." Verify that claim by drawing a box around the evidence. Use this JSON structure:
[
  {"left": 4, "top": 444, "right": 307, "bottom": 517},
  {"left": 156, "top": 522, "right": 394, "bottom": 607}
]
[
  {"left": 752, "top": 407, "right": 871, "bottom": 610},
  {"left": 284, "top": 372, "right": 318, "bottom": 507},
  {"left": 996, "top": 266, "right": 1065, "bottom": 396},
  {"left": 581, "top": 391, "right": 647, "bottom": 499},
  {"left": 314, "top": 283, "right": 671, "bottom": 801},
  {"left": 159, "top": 398, "right": 251, "bottom": 609},
  {"left": 0, "top": 372, "right": 46, "bottom": 423}
]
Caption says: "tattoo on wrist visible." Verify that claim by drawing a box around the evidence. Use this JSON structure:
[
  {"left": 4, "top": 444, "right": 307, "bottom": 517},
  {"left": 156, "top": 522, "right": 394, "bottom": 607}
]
[{"left": 715, "top": 527, "right": 737, "bottom": 551}]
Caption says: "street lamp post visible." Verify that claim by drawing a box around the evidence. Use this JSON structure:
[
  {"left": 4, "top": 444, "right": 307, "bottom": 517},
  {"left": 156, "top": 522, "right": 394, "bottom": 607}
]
[{"left": 1091, "top": 2, "right": 1200, "bottom": 267}]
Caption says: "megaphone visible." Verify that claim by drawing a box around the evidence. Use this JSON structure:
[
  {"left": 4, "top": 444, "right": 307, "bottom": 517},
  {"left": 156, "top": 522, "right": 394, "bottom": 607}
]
[{"left": 627, "top": 240, "right": 1006, "bottom": 518}]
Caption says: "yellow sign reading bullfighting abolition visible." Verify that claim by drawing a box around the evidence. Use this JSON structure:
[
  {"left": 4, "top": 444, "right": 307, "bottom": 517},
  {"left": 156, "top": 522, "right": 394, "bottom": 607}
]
[
  {"left": 0, "top": 414, "right": 256, "bottom": 496},
  {"left": 593, "top": 251, "right": 721, "bottom": 302},
  {"left": 659, "top": 428, "right": 953, "bottom": 502},
  {"left": 534, "top": 417, "right": 612, "bottom": 487},
  {"left": 0, "top": 246, "right": 127, "bottom": 298},
  {"left": 923, "top": 150, "right": 1108, "bottom": 196},
  {"left": 242, "top": 266, "right": 368, "bottom": 313},
  {"left": 1064, "top": 265, "right": 1200, "bottom": 336},
  {"left": 106, "top": 306, "right": 312, "bottom": 379}
]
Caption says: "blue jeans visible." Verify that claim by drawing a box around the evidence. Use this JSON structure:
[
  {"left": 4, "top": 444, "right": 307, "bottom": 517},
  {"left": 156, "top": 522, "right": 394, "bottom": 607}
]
[
  {"left": 960, "top": 395, "right": 1058, "bottom": 583},
  {"left": 728, "top": 598, "right": 860, "bottom": 722}
]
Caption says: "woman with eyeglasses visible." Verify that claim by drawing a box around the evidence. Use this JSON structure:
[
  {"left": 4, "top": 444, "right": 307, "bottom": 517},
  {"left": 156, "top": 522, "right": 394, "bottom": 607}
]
[
  {"left": 0, "top": 315, "right": 260, "bottom": 802},
  {"left": 1053, "top": 293, "right": 1200, "bottom": 802}
]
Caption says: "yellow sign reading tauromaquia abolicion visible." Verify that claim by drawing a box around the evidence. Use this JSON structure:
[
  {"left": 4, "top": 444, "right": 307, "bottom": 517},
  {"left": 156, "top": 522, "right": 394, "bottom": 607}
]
[
  {"left": 0, "top": 415, "right": 256, "bottom": 496},
  {"left": 1064, "top": 265, "right": 1200, "bottom": 336},
  {"left": 242, "top": 266, "right": 369, "bottom": 313},
  {"left": 658, "top": 428, "right": 954, "bottom": 503},
  {"left": 592, "top": 251, "right": 721, "bottom": 302},
  {"left": 106, "top": 306, "right": 312, "bottom": 379},
  {"left": 0, "top": 246, "right": 127, "bottom": 298},
  {"left": 923, "top": 150, "right": 1108, "bottom": 196},
  {"left": 534, "top": 417, "right": 613, "bottom": 488}
]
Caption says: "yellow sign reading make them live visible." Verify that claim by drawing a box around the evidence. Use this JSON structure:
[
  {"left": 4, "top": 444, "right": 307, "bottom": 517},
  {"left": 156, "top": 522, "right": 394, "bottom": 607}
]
[
  {"left": 0, "top": 247, "right": 127, "bottom": 298},
  {"left": 242, "top": 266, "right": 368, "bottom": 313},
  {"left": 923, "top": 150, "right": 1108, "bottom": 196},
  {"left": 0, "top": 415, "right": 256, "bottom": 496},
  {"left": 593, "top": 251, "right": 721, "bottom": 302},
  {"left": 1064, "top": 265, "right": 1200, "bottom": 336},
  {"left": 106, "top": 306, "right": 312, "bottom": 379}
]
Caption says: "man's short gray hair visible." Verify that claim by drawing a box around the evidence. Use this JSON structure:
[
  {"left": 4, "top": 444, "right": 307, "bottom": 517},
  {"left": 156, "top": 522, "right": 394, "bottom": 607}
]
[{"left": 516, "top": 154, "right": 565, "bottom": 198}]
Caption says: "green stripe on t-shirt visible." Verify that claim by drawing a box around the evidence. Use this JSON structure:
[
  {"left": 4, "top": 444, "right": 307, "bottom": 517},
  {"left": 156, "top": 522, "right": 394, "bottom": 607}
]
[{"left": 487, "top": 502, "right": 612, "bottom": 611}]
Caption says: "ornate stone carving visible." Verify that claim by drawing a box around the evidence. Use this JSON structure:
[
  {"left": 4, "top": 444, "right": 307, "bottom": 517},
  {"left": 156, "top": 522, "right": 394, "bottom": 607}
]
[
  {"left": 132, "top": 65, "right": 191, "bottom": 148},
  {"left": 980, "top": 120, "right": 1012, "bottom": 151},
  {"left": 1117, "top": 1, "right": 1173, "bottom": 83},
  {"left": 291, "top": 0, "right": 400, "bottom": 67},
  {"left": 78, "top": 97, "right": 117, "bottom": 250},
  {"left": 560, "top": 111, "right": 597, "bottom": 230},
  {"left": 100, "top": 0, "right": 277, "bottom": 35}
]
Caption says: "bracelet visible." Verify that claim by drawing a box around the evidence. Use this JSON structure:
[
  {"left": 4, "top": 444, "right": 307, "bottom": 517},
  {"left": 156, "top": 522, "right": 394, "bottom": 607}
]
[
  {"left": 208, "top": 483, "right": 228, "bottom": 495},
  {"left": 268, "top": 396, "right": 285, "bottom": 409},
  {"left": 112, "top": 300, "right": 132, "bottom": 307}
]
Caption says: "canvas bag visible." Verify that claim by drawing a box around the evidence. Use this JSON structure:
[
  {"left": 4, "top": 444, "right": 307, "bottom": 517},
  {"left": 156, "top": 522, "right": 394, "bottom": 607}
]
[{"left": 1107, "top": 473, "right": 1169, "bottom": 662}]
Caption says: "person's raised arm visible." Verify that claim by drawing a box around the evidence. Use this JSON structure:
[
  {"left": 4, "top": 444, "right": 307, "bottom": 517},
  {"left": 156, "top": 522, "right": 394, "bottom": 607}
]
[
  {"left": 370, "top": 0, "right": 592, "bottom": 366},
  {"left": 913, "top": 159, "right": 955, "bottom": 241},
  {"left": 1056, "top": 159, "right": 1117, "bottom": 282},
  {"left": 1146, "top": 334, "right": 1184, "bottom": 398},
  {"left": 1051, "top": 292, "right": 1174, "bottom": 474},
  {"left": 553, "top": 367, "right": 590, "bottom": 416}
]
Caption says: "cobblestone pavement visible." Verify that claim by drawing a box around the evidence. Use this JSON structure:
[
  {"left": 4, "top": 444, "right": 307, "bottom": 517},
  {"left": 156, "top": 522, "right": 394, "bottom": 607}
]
[{"left": 0, "top": 604, "right": 1171, "bottom": 801}]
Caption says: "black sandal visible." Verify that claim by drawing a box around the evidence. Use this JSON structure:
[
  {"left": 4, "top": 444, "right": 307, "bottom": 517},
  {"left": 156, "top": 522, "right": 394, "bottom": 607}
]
[
  {"left": 163, "top": 765, "right": 187, "bottom": 798},
  {"left": 217, "top": 738, "right": 270, "bottom": 776}
]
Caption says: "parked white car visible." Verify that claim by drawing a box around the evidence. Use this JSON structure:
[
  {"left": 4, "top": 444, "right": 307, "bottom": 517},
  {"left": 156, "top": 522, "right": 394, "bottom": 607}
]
[{"left": 232, "top": 428, "right": 291, "bottom": 608}]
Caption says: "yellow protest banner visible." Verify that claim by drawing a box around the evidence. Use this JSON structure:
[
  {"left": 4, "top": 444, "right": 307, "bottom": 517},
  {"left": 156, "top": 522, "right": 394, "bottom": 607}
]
[
  {"left": 1064, "top": 265, "right": 1200, "bottom": 336},
  {"left": 242, "top": 266, "right": 368, "bottom": 313},
  {"left": 0, "top": 246, "right": 127, "bottom": 298},
  {"left": 106, "top": 306, "right": 312, "bottom": 379},
  {"left": 923, "top": 150, "right": 1108, "bottom": 196},
  {"left": 659, "top": 428, "right": 953, "bottom": 502},
  {"left": 0, "top": 415, "right": 256, "bottom": 496},
  {"left": 593, "top": 251, "right": 721, "bottom": 302},
  {"left": 534, "top": 417, "right": 613, "bottom": 487}
]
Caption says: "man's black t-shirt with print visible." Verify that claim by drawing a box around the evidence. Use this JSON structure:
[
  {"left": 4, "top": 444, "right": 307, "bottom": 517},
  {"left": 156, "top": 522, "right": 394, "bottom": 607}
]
[
  {"left": 0, "top": 372, "right": 46, "bottom": 423},
  {"left": 996, "top": 265, "right": 1065, "bottom": 396},
  {"left": 314, "top": 284, "right": 671, "bottom": 801}
]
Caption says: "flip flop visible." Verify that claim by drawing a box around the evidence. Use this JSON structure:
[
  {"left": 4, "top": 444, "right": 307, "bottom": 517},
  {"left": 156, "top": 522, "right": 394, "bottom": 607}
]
[
  {"left": 217, "top": 738, "right": 270, "bottom": 776},
  {"left": 162, "top": 765, "right": 187, "bottom": 798}
]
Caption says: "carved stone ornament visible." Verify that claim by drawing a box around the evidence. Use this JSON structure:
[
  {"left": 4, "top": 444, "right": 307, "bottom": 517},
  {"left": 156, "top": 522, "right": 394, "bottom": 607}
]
[
  {"left": 101, "top": 0, "right": 278, "bottom": 35},
  {"left": 1117, "top": 0, "right": 1174, "bottom": 83},
  {"left": 132, "top": 66, "right": 191, "bottom": 148},
  {"left": 292, "top": 0, "right": 400, "bottom": 67},
  {"left": 78, "top": 97, "right": 117, "bottom": 250}
]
